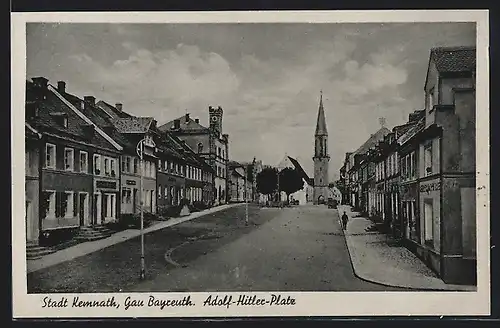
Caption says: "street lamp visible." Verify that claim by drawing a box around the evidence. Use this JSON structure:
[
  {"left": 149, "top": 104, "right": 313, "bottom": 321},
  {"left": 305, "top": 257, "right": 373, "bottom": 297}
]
[{"left": 136, "top": 137, "right": 156, "bottom": 280}]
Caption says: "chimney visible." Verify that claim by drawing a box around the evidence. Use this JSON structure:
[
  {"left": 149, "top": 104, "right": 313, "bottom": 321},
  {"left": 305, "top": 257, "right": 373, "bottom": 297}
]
[
  {"left": 173, "top": 119, "right": 180, "bottom": 129},
  {"left": 57, "top": 81, "right": 66, "bottom": 94},
  {"left": 84, "top": 96, "right": 96, "bottom": 111},
  {"left": 195, "top": 118, "right": 200, "bottom": 124},
  {"left": 115, "top": 103, "right": 123, "bottom": 111},
  {"left": 185, "top": 113, "right": 190, "bottom": 121},
  {"left": 32, "top": 77, "right": 49, "bottom": 89}
]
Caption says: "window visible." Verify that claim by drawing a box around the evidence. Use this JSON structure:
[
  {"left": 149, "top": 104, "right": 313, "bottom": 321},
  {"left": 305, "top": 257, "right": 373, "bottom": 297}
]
[
  {"left": 43, "top": 191, "right": 56, "bottom": 219},
  {"left": 79, "top": 151, "right": 88, "bottom": 173},
  {"left": 424, "top": 145, "right": 433, "bottom": 176},
  {"left": 64, "top": 192, "right": 74, "bottom": 218},
  {"left": 164, "top": 160, "right": 168, "bottom": 171},
  {"left": 424, "top": 199, "right": 434, "bottom": 244},
  {"left": 104, "top": 158, "right": 110, "bottom": 175},
  {"left": 93, "top": 154, "right": 101, "bottom": 175},
  {"left": 164, "top": 187, "right": 168, "bottom": 199},
  {"left": 126, "top": 156, "right": 131, "bottom": 173},
  {"left": 121, "top": 157, "right": 126, "bottom": 173},
  {"left": 64, "top": 148, "right": 74, "bottom": 171},
  {"left": 45, "top": 143, "right": 56, "bottom": 169},
  {"left": 62, "top": 117, "right": 68, "bottom": 128},
  {"left": 170, "top": 161, "right": 173, "bottom": 172},
  {"left": 198, "top": 143, "right": 203, "bottom": 153},
  {"left": 133, "top": 158, "right": 138, "bottom": 174},
  {"left": 110, "top": 159, "right": 116, "bottom": 177},
  {"left": 158, "top": 159, "right": 162, "bottom": 171},
  {"left": 218, "top": 147, "right": 221, "bottom": 157},
  {"left": 158, "top": 185, "right": 162, "bottom": 198},
  {"left": 428, "top": 89, "right": 434, "bottom": 111}
]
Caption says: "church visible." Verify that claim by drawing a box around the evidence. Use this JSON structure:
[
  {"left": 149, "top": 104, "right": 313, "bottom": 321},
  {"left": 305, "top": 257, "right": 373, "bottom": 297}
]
[{"left": 313, "top": 91, "right": 330, "bottom": 205}]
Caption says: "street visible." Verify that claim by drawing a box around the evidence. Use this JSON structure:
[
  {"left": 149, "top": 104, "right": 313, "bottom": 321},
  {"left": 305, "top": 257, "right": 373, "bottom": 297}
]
[{"left": 28, "top": 204, "right": 402, "bottom": 293}]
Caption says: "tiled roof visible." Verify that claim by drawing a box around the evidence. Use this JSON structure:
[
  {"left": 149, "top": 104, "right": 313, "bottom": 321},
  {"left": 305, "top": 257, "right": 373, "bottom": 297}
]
[
  {"left": 354, "top": 127, "right": 391, "bottom": 155},
  {"left": 96, "top": 100, "right": 132, "bottom": 119},
  {"left": 59, "top": 90, "right": 132, "bottom": 151},
  {"left": 158, "top": 114, "right": 208, "bottom": 132},
  {"left": 431, "top": 46, "right": 476, "bottom": 73},
  {"left": 25, "top": 80, "right": 117, "bottom": 151},
  {"left": 113, "top": 117, "right": 154, "bottom": 134},
  {"left": 397, "top": 117, "right": 425, "bottom": 146}
]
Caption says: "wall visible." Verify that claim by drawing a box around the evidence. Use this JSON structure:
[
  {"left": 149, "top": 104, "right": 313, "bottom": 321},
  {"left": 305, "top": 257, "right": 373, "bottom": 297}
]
[
  {"left": 25, "top": 143, "right": 40, "bottom": 242},
  {"left": 440, "top": 77, "right": 474, "bottom": 105},
  {"left": 461, "top": 187, "right": 476, "bottom": 258},
  {"left": 424, "top": 60, "right": 439, "bottom": 128},
  {"left": 454, "top": 90, "right": 476, "bottom": 172}
]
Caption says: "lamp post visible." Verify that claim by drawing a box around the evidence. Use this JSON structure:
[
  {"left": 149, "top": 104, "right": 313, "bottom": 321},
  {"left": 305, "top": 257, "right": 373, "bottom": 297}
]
[{"left": 136, "top": 137, "right": 155, "bottom": 280}]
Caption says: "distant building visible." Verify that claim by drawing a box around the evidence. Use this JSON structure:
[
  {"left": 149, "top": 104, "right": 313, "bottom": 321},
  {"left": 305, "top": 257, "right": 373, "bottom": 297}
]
[
  {"left": 159, "top": 107, "right": 229, "bottom": 206},
  {"left": 313, "top": 91, "right": 330, "bottom": 204}
]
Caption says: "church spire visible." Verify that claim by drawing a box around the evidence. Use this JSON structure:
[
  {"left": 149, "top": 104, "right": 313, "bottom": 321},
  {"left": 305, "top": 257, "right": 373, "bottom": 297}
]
[{"left": 315, "top": 90, "right": 328, "bottom": 136}]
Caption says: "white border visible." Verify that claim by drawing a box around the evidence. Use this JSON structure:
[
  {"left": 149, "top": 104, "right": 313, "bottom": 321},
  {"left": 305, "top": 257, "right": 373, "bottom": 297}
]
[{"left": 12, "top": 10, "right": 490, "bottom": 318}]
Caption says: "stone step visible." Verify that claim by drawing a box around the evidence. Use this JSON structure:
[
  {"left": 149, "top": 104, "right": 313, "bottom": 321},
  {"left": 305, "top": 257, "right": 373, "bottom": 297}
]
[
  {"left": 26, "top": 247, "right": 56, "bottom": 259},
  {"left": 74, "top": 234, "right": 108, "bottom": 242}
]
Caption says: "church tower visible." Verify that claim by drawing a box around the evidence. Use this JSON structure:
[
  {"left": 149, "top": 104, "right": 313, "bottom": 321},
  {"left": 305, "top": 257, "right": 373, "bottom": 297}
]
[{"left": 313, "top": 91, "right": 330, "bottom": 204}]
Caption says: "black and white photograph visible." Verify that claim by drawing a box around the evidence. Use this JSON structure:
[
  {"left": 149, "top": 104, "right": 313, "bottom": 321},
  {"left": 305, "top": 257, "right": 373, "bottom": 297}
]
[{"left": 12, "top": 10, "right": 490, "bottom": 318}]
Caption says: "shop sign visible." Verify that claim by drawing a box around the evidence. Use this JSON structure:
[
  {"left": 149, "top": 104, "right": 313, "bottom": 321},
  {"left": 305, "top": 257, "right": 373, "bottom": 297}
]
[
  {"left": 420, "top": 181, "right": 441, "bottom": 193},
  {"left": 126, "top": 180, "right": 137, "bottom": 186},
  {"left": 96, "top": 180, "right": 117, "bottom": 190}
]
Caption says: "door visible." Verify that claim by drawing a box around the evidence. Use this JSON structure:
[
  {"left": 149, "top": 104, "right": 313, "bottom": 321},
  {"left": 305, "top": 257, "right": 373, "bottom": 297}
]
[
  {"left": 102, "top": 194, "right": 109, "bottom": 224},
  {"left": 79, "top": 193, "right": 88, "bottom": 226},
  {"left": 94, "top": 193, "right": 102, "bottom": 225},
  {"left": 132, "top": 189, "right": 137, "bottom": 214}
]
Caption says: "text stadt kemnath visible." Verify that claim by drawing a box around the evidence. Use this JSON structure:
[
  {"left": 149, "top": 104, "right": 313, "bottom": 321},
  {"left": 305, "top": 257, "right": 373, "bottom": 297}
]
[{"left": 41, "top": 294, "right": 296, "bottom": 311}]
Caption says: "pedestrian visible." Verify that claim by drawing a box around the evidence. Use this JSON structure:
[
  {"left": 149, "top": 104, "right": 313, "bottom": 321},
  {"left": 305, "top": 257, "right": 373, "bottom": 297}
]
[{"left": 341, "top": 211, "right": 349, "bottom": 230}]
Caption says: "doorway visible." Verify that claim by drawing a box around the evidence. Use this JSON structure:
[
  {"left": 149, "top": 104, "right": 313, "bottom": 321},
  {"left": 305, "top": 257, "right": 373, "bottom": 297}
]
[{"left": 79, "top": 193, "right": 89, "bottom": 226}]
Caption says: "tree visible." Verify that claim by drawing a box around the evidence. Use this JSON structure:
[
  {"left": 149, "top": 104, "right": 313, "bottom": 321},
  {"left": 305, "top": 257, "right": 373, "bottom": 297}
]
[
  {"left": 256, "top": 167, "right": 278, "bottom": 197},
  {"left": 279, "top": 167, "right": 304, "bottom": 203}
]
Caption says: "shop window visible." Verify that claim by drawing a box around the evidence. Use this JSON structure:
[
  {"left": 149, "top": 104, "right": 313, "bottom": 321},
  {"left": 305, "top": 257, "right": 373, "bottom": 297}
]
[
  {"left": 45, "top": 143, "right": 56, "bottom": 169},
  {"left": 424, "top": 199, "right": 434, "bottom": 245}
]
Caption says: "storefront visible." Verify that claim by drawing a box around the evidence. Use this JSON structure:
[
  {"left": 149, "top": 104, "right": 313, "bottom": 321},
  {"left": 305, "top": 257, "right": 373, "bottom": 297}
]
[
  {"left": 400, "top": 182, "right": 419, "bottom": 245},
  {"left": 93, "top": 177, "right": 119, "bottom": 224}
]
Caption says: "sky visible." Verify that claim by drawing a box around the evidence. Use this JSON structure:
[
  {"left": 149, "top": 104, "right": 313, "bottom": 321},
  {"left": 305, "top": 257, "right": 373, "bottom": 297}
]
[{"left": 26, "top": 22, "right": 476, "bottom": 180}]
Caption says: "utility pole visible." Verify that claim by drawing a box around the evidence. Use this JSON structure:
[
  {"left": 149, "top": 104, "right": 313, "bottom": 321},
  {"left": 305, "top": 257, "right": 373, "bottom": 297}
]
[{"left": 136, "top": 137, "right": 155, "bottom": 280}]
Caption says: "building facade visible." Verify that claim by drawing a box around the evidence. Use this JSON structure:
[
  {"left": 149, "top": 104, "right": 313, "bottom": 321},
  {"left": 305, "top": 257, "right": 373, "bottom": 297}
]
[
  {"left": 26, "top": 77, "right": 123, "bottom": 245},
  {"left": 159, "top": 109, "right": 229, "bottom": 206},
  {"left": 25, "top": 123, "right": 41, "bottom": 243}
]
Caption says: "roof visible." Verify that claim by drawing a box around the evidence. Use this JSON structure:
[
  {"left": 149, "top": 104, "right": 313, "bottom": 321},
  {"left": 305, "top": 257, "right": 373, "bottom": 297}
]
[
  {"left": 354, "top": 127, "right": 391, "bottom": 155},
  {"left": 158, "top": 114, "right": 208, "bottom": 133},
  {"left": 96, "top": 100, "right": 132, "bottom": 119},
  {"left": 113, "top": 117, "right": 155, "bottom": 134},
  {"left": 25, "top": 122, "right": 41, "bottom": 139},
  {"left": 287, "top": 156, "right": 314, "bottom": 186},
  {"left": 25, "top": 80, "right": 120, "bottom": 152},
  {"left": 397, "top": 117, "right": 425, "bottom": 146},
  {"left": 315, "top": 92, "right": 328, "bottom": 136},
  {"left": 431, "top": 46, "right": 476, "bottom": 73}
]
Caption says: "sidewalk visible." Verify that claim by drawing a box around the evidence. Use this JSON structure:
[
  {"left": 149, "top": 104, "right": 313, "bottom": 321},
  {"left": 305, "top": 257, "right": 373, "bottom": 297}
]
[
  {"left": 27, "top": 203, "right": 240, "bottom": 274},
  {"left": 337, "top": 205, "right": 476, "bottom": 291}
]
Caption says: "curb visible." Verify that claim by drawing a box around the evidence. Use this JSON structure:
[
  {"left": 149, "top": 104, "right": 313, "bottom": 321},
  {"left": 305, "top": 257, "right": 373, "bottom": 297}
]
[{"left": 336, "top": 206, "right": 476, "bottom": 292}]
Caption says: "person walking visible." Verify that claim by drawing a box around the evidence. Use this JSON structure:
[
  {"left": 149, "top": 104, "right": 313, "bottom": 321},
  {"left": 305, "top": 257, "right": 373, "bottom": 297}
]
[{"left": 341, "top": 211, "right": 349, "bottom": 230}]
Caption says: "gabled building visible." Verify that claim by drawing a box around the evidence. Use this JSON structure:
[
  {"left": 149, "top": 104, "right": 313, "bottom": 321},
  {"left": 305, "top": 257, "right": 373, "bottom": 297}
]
[
  {"left": 59, "top": 87, "right": 158, "bottom": 216},
  {"left": 228, "top": 161, "right": 246, "bottom": 203},
  {"left": 405, "top": 46, "right": 477, "bottom": 285},
  {"left": 276, "top": 155, "right": 314, "bottom": 205},
  {"left": 159, "top": 108, "right": 229, "bottom": 206},
  {"left": 26, "top": 77, "right": 123, "bottom": 245}
]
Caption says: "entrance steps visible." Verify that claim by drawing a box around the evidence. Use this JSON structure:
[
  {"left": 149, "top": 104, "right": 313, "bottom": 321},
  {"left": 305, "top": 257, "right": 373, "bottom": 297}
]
[
  {"left": 26, "top": 241, "right": 56, "bottom": 260},
  {"left": 75, "top": 225, "right": 114, "bottom": 242}
]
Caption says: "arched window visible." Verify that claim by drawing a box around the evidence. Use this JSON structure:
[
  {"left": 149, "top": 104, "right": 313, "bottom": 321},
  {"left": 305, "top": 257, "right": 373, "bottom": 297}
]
[{"left": 197, "top": 143, "right": 203, "bottom": 153}]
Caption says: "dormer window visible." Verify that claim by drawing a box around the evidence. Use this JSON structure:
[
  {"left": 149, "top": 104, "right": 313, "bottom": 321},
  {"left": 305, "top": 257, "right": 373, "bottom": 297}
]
[{"left": 62, "top": 117, "right": 68, "bottom": 128}]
